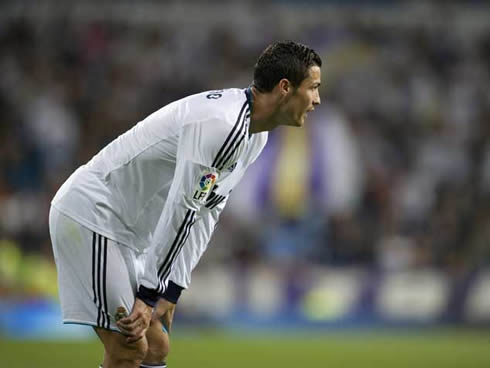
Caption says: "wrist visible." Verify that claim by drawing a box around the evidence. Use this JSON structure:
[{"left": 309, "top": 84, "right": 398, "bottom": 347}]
[
  {"left": 136, "top": 285, "right": 160, "bottom": 307},
  {"left": 161, "top": 280, "right": 184, "bottom": 304}
]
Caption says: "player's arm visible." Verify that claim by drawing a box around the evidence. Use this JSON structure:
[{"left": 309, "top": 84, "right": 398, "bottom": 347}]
[
  {"left": 142, "top": 109, "right": 245, "bottom": 293},
  {"left": 120, "top": 96, "right": 249, "bottom": 340},
  {"left": 117, "top": 193, "right": 228, "bottom": 342},
  {"left": 118, "top": 118, "right": 234, "bottom": 340},
  {"left": 148, "top": 196, "right": 229, "bottom": 328},
  {"left": 165, "top": 195, "right": 228, "bottom": 291}
]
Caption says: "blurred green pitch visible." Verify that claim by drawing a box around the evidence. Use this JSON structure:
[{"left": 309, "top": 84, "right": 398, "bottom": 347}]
[{"left": 1, "top": 329, "right": 489, "bottom": 368}]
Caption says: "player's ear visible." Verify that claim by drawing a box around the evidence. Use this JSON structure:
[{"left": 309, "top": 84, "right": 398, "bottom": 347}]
[{"left": 278, "top": 78, "right": 292, "bottom": 96}]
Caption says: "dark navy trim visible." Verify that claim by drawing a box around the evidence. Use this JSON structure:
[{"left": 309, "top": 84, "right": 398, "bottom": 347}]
[
  {"left": 91, "top": 232, "right": 97, "bottom": 305},
  {"left": 92, "top": 233, "right": 110, "bottom": 329},
  {"left": 156, "top": 209, "right": 195, "bottom": 293},
  {"left": 211, "top": 101, "right": 248, "bottom": 169},
  {"left": 159, "top": 211, "right": 196, "bottom": 286},
  {"left": 161, "top": 280, "right": 184, "bottom": 304},
  {"left": 217, "top": 114, "right": 249, "bottom": 170},
  {"left": 102, "top": 236, "right": 110, "bottom": 329},
  {"left": 214, "top": 106, "right": 249, "bottom": 170},
  {"left": 96, "top": 234, "right": 104, "bottom": 327},
  {"left": 205, "top": 193, "right": 226, "bottom": 209},
  {"left": 136, "top": 285, "right": 159, "bottom": 308},
  {"left": 245, "top": 86, "right": 253, "bottom": 107},
  {"left": 139, "top": 363, "right": 167, "bottom": 368}
]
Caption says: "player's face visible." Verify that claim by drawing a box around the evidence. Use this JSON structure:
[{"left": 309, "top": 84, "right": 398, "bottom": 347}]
[{"left": 282, "top": 65, "right": 321, "bottom": 127}]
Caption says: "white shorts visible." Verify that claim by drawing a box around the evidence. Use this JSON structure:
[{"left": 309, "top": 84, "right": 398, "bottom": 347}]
[{"left": 49, "top": 206, "right": 146, "bottom": 332}]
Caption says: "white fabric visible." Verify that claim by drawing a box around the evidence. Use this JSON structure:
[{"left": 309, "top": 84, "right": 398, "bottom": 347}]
[
  {"left": 49, "top": 207, "right": 145, "bottom": 331},
  {"left": 51, "top": 88, "right": 267, "bottom": 292}
]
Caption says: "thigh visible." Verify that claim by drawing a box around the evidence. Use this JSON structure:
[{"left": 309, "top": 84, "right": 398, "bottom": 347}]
[{"left": 50, "top": 207, "right": 139, "bottom": 331}]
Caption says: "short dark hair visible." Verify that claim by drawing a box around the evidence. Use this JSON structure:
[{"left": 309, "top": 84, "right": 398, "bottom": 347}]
[{"left": 253, "top": 41, "right": 322, "bottom": 92}]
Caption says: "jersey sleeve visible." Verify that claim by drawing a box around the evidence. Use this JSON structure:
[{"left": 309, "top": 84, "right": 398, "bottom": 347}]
[
  {"left": 137, "top": 116, "right": 243, "bottom": 306},
  {"left": 166, "top": 196, "right": 228, "bottom": 291}
]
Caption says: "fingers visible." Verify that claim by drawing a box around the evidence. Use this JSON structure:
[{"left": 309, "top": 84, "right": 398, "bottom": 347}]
[
  {"left": 116, "top": 298, "right": 153, "bottom": 342},
  {"left": 117, "top": 314, "right": 139, "bottom": 329},
  {"left": 117, "top": 313, "right": 145, "bottom": 333},
  {"left": 117, "top": 320, "right": 139, "bottom": 336},
  {"left": 117, "top": 317, "right": 148, "bottom": 342},
  {"left": 126, "top": 328, "right": 148, "bottom": 343},
  {"left": 125, "top": 315, "right": 149, "bottom": 343}
]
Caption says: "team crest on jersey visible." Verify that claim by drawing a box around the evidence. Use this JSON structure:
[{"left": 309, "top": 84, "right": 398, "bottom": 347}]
[{"left": 193, "top": 172, "right": 218, "bottom": 203}]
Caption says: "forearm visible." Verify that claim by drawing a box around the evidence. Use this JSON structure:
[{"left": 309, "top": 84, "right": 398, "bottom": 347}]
[{"left": 139, "top": 201, "right": 197, "bottom": 302}]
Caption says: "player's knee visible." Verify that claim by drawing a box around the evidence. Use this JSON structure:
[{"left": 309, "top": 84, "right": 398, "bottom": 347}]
[
  {"left": 109, "top": 335, "right": 149, "bottom": 363},
  {"left": 145, "top": 331, "right": 170, "bottom": 364}
]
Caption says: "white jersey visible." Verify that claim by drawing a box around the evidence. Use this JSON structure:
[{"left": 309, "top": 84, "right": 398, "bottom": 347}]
[{"left": 52, "top": 88, "right": 267, "bottom": 294}]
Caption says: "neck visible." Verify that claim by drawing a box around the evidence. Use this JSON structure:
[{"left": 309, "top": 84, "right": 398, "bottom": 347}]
[{"left": 248, "top": 86, "right": 283, "bottom": 134}]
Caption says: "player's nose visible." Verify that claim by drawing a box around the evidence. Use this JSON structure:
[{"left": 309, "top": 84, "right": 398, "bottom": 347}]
[{"left": 313, "top": 90, "right": 321, "bottom": 105}]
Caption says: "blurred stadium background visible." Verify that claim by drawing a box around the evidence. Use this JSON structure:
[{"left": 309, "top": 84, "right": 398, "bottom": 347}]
[{"left": 1, "top": 0, "right": 489, "bottom": 367}]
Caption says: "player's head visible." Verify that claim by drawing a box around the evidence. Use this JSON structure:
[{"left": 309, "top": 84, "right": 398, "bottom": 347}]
[{"left": 253, "top": 41, "right": 322, "bottom": 127}]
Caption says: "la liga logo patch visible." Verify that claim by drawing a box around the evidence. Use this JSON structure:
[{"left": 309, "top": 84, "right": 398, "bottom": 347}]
[
  {"left": 193, "top": 171, "right": 218, "bottom": 203},
  {"left": 199, "top": 173, "right": 217, "bottom": 191}
]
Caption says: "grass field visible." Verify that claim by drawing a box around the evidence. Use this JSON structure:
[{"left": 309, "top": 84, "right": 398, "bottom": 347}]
[{"left": 1, "top": 329, "right": 489, "bottom": 368}]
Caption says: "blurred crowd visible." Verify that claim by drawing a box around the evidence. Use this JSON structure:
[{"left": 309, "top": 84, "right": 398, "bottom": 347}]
[{"left": 1, "top": 1, "right": 489, "bottom": 297}]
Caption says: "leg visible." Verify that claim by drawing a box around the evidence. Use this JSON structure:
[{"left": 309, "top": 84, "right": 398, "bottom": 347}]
[
  {"left": 95, "top": 327, "right": 148, "bottom": 368},
  {"left": 49, "top": 208, "right": 145, "bottom": 367},
  {"left": 143, "top": 300, "right": 176, "bottom": 366},
  {"left": 143, "top": 319, "right": 169, "bottom": 365}
]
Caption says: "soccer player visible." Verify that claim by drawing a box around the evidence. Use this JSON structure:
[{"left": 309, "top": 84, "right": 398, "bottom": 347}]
[{"left": 49, "top": 41, "right": 321, "bottom": 368}]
